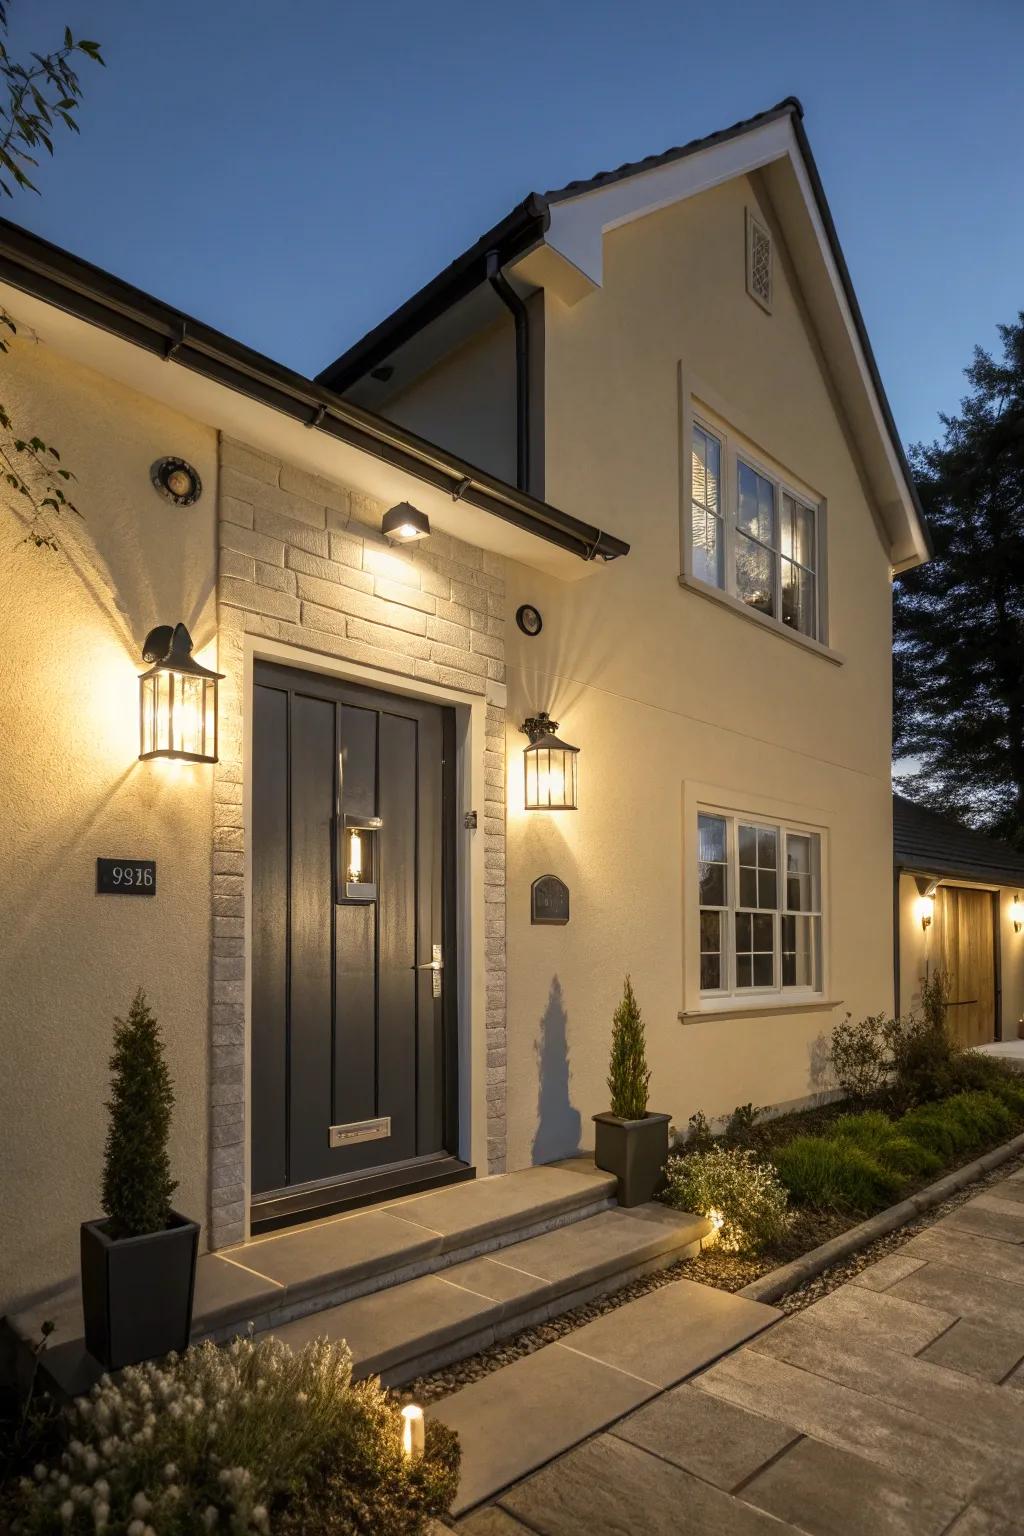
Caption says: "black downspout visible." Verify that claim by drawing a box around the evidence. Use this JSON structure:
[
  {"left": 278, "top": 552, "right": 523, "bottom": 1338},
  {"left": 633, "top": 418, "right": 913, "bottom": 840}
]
[{"left": 486, "top": 250, "right": 529, "bottom": 493}]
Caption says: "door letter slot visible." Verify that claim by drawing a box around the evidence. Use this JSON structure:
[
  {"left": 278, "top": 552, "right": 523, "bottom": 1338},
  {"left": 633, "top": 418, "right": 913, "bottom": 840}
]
[{"left": 341, "top": 814, "right": 383, "bottom": 902}]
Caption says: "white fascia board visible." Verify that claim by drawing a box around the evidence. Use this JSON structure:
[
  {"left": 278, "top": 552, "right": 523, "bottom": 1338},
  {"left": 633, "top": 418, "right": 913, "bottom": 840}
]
[{"left": 544, "top": 117, "right": 794, "bottom": 286}]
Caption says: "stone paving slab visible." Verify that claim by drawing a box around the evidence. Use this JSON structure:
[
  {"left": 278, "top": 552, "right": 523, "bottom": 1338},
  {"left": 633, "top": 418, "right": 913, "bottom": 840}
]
[
  {"left": 741, "top": 1433, "right": 961, "bottom": 1536},
  {"left": 694, "top": 1347, "right": 1024, "bottom": 1508},
  {"left": 495, "top": 1433, "right": 805, "bottom": 1535},
  {"left": 919, "top": 1319, "right": 1024, "bottom": 1385},
  {"left": 787, "top": 1277, "right": 956, "bottom": 1354},
  {"left": 849, "top": 1252, "right": 927, "bottom": 1291},
  {"left": 751, "top": 1315, "right": 1024, "bottom": 1449},
  {"left": 433, "top": 1342, "right": 655, "bottom": 1516},
  {"left": 555, "top": 1276, "right": 778, "bottom": 1389},
  {"left": 904, "top": 1225, "right": 1024, "bottom": 1284},
  {"left": 886, "top": 1258, "right": 1024, "bottom": 1336},
  {"left": 445, "top": 1205, "right": 706, "bottom": 1297},
  {"left": 386, "top": 1164, "right": 615, "bottom": 1249},
  {"left": 942, "top": 1198, "right": 1024, "bottom": 1243},
  {"left": 458, "top": 1510, "right": 533, "bottom": 1535},
  {"left": 270, "top": 1273, "right": 502, "bottom": 1375},
  {"left": 946, "top": 1506, "right": 1024, "bottom": 1536},
  {"left": 230, "top": 1208, "right": 443, "bottom": 1297},
  {"left": 612, "top": 1381, "right": 799, "bottom": 1491}
]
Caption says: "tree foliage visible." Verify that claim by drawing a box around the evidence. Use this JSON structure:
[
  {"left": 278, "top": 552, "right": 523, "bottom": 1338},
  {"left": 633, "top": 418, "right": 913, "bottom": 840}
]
[
  {"left": 0, "top": 6, "right": 103, "bottom": 549},
  {"left": 894, "top": 316, "right": 1024, "bottom": 845},
  {"left": 607, "top": 974, "right": 651, "bottom": 1120},
  {"left": 101, "top": 989, "right": 177, "bottom": 1238}
]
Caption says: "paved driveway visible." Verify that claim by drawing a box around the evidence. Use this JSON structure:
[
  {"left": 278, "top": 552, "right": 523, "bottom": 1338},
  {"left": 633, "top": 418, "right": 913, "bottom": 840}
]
[{"left": 457, "top": 1167, "right": 1024, "bottom": 1535}]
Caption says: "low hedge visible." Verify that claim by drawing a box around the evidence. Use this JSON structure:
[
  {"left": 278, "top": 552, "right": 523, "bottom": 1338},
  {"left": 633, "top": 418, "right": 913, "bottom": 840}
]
[{"left": 773, "top": 1088, "right": 1023, "bottom": 1215}]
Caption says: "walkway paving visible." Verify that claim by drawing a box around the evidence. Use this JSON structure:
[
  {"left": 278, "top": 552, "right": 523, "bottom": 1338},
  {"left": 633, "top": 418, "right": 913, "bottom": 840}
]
[{"left": 446, "top": 1167, "right": 1024, "bottom": 1533}]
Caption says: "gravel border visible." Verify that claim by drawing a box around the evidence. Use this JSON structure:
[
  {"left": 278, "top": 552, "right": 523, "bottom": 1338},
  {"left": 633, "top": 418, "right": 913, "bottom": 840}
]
[{"left": 402, "top": 1133, "right": 1024, "bottom": 1406}]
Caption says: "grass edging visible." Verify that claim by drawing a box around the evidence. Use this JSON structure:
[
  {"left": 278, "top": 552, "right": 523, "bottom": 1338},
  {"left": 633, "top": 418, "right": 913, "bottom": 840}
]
[{"left": 737, "top": 1127, "right": 1024, "bottom": 1306}]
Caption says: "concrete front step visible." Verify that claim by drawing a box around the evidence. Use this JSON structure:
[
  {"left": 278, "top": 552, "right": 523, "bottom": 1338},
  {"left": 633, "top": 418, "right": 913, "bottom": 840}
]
[
  {"left": 266, "top": 1203, "right": 711, "bottom": 1386},
  {"left": 5, "top": 1161, "right": 625, "bottom": 1396}
]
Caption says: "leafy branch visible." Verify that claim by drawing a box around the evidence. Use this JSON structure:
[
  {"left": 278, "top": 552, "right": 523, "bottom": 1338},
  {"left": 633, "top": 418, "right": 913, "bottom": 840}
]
[{"left": 0, "top": 7, "right": 103, "bottom": 549}]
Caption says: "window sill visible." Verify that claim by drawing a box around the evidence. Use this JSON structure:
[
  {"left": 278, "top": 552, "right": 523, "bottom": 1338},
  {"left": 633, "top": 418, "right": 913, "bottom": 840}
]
[
  {"left": 679, "top": 997, "right": 843, "bottom": 1024},
  {"left": 677, "top": 573, "right": 845, "bottom": 665}
]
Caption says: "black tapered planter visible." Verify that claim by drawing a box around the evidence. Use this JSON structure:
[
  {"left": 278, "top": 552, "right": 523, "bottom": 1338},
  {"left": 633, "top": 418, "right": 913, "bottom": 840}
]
[
  {"left": 81, "top": 1210, "right": 199, "bottom": 1369},
  {"left": 593, "top": 1111, "right": 671, "bottom": 1208}
]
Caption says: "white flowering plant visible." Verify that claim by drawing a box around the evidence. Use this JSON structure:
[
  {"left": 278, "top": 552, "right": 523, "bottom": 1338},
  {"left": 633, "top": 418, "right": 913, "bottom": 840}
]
[
  {"left": 662, "top": 1145, "right": 790, "bottom": 1253},
  {"left": 9, "top": 1335, "right": 458, "bottom": 1535}
]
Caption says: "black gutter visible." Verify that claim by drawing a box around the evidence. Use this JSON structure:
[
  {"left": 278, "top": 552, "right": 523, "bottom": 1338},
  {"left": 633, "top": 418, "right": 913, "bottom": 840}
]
[
  {"left": 0, "top": 217, "right": 628, "bottom": 565},
  {"left": 486, "top": 251, "right": 530, "bottom": 492},
  {"left": 317, "top": 195, "right": 549, "bottom": 394}
]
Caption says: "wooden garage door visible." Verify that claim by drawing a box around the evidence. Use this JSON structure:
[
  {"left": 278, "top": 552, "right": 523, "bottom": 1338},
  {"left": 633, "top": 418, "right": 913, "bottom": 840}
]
[{"left": 939, "top": 886, "right": 997, "bottom": 1047}]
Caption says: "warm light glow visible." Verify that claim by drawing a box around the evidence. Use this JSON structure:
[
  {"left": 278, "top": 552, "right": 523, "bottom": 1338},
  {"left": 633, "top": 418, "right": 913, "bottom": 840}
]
[
  {"left": 708, "top": 1207, "right": 725, "bottom": 1232},
  {"left": 522, "top": 717, "right": 579, "bottom": 812},
  {"left": 918, "top": 894, "right": 935, "bottom": 932},
  {"left": 1012, "top": 894, "right": 1023, "bottom": 934},
  {"left": 140, "top": 668, "right": 217, "bottom": 761},
  {"left": 401, "top": 1403, "right": 425, "bottom": 1461},
  {"left": 347, "top": 829, "right": 363, "bottom": 884}
]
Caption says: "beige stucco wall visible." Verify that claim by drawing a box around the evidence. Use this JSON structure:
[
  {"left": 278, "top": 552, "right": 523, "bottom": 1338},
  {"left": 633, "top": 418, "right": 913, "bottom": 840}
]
[
  {"left": 498, "top": 172, "right": 899, "bottom": 1164},
  {"left": 898, "top": 872, "right": 1024, "bottom": 1038},
  {"left": 385, "top": 317, "right": 518, "bottom": 487},
  {"left": 0, "top": 340, "right": 217, "bottom": 1314}
]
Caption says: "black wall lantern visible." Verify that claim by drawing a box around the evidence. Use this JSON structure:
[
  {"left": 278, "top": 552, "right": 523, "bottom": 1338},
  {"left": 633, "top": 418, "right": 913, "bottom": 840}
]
[
  {"left": 521, "top": 711, "right": 579, "bottom": 811},
  {"left": 139, "top": 623, "right": 223, "bottom": 763}
]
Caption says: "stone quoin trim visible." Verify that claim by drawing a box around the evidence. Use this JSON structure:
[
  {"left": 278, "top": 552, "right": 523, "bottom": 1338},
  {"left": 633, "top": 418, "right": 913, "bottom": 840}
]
[{"left": 209, "top": 435, "right": 508, "bottom": 1250}]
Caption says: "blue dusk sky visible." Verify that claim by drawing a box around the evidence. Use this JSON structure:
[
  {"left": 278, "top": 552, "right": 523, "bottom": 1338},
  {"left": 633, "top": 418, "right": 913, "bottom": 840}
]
[{"left": 8, "top": 0, "right": 1023, "bottom": 451}]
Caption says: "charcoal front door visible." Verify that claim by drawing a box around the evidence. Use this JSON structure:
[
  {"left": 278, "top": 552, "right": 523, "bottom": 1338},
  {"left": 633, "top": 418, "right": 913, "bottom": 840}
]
[{"left": 251, "top": 663, "right": 457, "bottom": 1216}]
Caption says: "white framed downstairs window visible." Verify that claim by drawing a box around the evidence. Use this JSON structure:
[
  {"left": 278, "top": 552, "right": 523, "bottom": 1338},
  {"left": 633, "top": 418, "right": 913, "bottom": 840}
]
[
  {"left": 687, "top": 411, "right": 824, "bottom": 644},
  {"left": 698, "top": 810, "right": 823, "bottom": 1000}
]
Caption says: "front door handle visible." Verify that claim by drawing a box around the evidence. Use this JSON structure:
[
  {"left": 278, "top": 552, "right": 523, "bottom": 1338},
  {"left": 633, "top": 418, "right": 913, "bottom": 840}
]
[
  {"left": 414, "top": 944, "right": 444, "bottom": 970},
  {"left": 413, "top": 944, "right": 444, "bottom": 996}
]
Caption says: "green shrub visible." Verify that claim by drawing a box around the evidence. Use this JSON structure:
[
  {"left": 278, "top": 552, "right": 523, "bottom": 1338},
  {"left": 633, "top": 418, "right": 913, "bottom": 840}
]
[
  {"left": 888, "top": 1011, "right": 962, "bottom": 1106},
  {"left": 947, "top": 1051, "right": 1024, "bottom": 1114},
  {"left": 607, "top": 975, "right": 650, "bottom": 1120},
  {"left": 724, "top": 1102, "right": 767, "bottom": 1149},
  {"left": 828, "top": 1110, "right": 942, "bottom": 1178},
  {"left": 11, "top": 1336, "right": 458, "bottom": 1535},
  {"left": 898, "top": 1102, "right": 965, "bottom": 1161},
  {"left": 920, "top": 969, "right": 951, "bottom": 1031},
  {"left": 773, "top": 1135, "right": 905, "bottom": 1213},
  {"left": 685, "top": 1109, "right": 715, "bottom": 1153},
  {"left": 899, "top": 1090, "right": 1014, "bottom": 1162},
  {"left": 828, "top": 1011, "right": 892, "bottom": 1099},
  {"left": 102, "top": 989, "right": 176, "bottom": 1237},
  {"left": 662, "top": 1146, "right": 789, "bottom": 1253}
]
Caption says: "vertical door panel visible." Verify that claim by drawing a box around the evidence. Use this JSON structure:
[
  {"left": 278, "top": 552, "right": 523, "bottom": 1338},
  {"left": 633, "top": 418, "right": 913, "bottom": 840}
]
[
  {"left": 288, "top": 693, "right": 336, "bottom": 1183},
  {"left": 378, "top": 712, "right": 418, "bottom": 1162},
  {"left": 251, "top": 685, "right": 288, "bottom": 1194},
  {"left": 334, "top": 704, "right": 378, "bottom": 1129},
  {"left": 416, "top": 707, "right": 444, "bottom": 1154}
]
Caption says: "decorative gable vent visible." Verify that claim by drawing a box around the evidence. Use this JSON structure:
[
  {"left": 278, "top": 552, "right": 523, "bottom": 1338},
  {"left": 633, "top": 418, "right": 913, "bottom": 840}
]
[{"left": 746, "top": 209, "right": 773, "bottom": 312}]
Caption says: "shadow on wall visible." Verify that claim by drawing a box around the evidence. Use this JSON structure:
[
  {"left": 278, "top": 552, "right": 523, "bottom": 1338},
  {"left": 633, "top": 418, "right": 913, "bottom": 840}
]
[{"left": 532, "top": 974, "right": 582, "bottom": 1165}]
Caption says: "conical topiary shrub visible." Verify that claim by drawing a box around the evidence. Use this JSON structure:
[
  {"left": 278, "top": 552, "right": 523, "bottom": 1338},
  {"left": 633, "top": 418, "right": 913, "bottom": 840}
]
[
  {"left": 101, "top": 988, "right": 176, "bottom": 1238},
  {"left": 607, "top": 975, "right": 651, "bottom": 1121},
  {"left": 594, "top": 976, "right": 668, "bottom": 1206},
  {"left": 82, "top": 990, "right": 198, "bottom": 1369}
]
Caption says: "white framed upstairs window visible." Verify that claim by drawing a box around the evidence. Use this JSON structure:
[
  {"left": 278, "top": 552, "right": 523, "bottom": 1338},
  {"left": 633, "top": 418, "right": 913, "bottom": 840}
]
[
  {"left": 687, "top": 411, "right": 826, "bottom": 646},
  {"left": 697, "top": 810, "right": 823, "bottom": 1000}
]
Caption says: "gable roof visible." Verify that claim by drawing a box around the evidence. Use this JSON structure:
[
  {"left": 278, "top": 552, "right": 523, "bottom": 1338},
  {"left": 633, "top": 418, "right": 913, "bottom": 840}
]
[
  {"left": 318, "top": 98, "right": 930, "bottom": 570},
  {"left": 893, "top": 793, "right": 1024, "bottom": 887}
]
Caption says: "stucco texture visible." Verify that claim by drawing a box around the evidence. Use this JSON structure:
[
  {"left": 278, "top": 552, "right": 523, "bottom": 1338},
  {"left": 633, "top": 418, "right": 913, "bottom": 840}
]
[
  {"left": 499, "top": 172, "right": 898, "bottom": 1166},
  {"left": 0, "top": 339, "right": 216, "bottom": 1314}
]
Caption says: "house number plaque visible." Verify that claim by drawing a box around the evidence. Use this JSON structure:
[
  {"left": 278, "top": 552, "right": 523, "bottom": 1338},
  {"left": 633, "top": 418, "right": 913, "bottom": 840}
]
[
  {"left": 97, "top": 858, "right": 156, "bottom": 896},
  {"left": 531, "top": 874, "right": 569, "bottom": 925}
]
